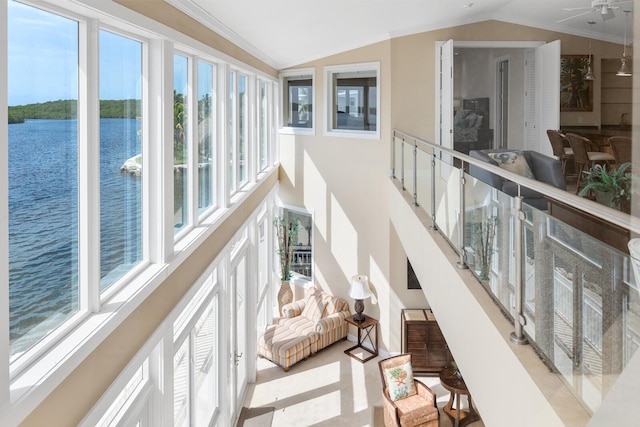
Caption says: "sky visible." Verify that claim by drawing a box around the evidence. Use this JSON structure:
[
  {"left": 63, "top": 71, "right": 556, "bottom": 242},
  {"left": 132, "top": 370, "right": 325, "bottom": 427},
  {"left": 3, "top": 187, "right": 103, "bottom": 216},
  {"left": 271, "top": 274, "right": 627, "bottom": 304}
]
[{"left": 8, "top": 0, "right": 142, "bottom": 106}]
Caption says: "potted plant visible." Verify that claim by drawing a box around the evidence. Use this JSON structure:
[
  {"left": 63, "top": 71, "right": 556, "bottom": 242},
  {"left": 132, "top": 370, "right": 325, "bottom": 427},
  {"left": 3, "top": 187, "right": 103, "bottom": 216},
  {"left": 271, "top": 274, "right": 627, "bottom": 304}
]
[
  {"left": 579, "top": 162, "right": 635, "bottom": 213},
  {"left": 274, "top": 216, "right": 299, "bottom": 315}
]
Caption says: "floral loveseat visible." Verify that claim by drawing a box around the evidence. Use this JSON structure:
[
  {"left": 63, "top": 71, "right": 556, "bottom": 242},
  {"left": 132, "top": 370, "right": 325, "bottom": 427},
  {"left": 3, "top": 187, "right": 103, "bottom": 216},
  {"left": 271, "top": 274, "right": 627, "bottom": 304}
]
[{"left": 257, "top": 286, "right": 351, "bottom": 371}]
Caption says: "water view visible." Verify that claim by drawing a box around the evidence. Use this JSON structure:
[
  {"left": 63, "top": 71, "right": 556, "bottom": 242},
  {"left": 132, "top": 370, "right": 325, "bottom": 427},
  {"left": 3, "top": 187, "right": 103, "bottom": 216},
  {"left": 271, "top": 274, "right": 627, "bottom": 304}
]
[{"left": 9, "top": 118, "right": 142, "bottom": 355}]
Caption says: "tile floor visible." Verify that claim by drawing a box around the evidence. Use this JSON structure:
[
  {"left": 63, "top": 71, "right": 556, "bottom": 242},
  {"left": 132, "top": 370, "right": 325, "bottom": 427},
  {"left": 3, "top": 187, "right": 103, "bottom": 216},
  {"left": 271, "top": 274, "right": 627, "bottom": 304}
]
[{"left": 242, "top": 339, "right": 484, "bottom": 427}]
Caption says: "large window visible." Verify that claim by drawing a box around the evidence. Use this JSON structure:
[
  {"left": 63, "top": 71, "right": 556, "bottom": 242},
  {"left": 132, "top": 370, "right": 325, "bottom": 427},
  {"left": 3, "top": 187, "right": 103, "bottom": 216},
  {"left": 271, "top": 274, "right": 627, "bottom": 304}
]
[
  {"left": 8, "top": 0, "right": 80, "bottom": 357},
  {"left": 99, "top": 29, "right": 143, "bottom": 291},
  {"left": 174, "top": 274, "right": 219, "bottom": 427},
  {"left": 174, "top": 54, "right": 190, "bottom": 234},
  {"left": 324, "top": 63, "right": 379, "bottom": 138},
  {"left": 281, "top": 71, "right": 313, "bottom": 131},
  {"left": 197, "top": 61, "right": 216, "bottom": 215},
  {"left": 238, "top": 74, "right": 248, "bottom": 186},
  {"left": 258, "top": 80, "right": 270, "bottom": 172},
  {"left": 3, "top": 0, "right": 277, "bottom": 422}
]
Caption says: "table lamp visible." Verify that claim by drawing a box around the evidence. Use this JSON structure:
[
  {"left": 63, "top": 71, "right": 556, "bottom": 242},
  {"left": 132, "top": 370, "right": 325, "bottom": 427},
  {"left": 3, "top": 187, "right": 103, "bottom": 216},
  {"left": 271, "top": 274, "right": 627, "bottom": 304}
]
[{"left": 349, "top": 275, "right": 372, "bottom": 322}]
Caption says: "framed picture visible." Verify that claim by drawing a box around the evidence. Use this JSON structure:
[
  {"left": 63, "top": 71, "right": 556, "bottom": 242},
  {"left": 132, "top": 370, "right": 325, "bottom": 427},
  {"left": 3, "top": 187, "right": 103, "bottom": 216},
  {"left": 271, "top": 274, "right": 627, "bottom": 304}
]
[{"left": 560, "top": 55, "right": 594, "bottom": 111}]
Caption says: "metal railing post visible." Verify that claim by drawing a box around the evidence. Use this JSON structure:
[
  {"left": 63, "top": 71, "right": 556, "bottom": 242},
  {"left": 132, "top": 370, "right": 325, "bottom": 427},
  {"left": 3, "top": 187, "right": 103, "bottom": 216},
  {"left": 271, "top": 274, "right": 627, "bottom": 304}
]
[
  {"left": 430, "top": 153, "right": 437, "bottom": 230},
  {"left": 401, "top": 137, "right": 405, "bottom": 190},
  {"left": 413, "top": 141, "right": 418, "bottom": 207},
  {"left": 456, "top": 164, "right": 467, "bottom": 270},
  {"left": 510, "top": 194, "right": 528, "bottom": 345},
  {"left": 391, "top": 131, "right": 396, "bottom": 179}
]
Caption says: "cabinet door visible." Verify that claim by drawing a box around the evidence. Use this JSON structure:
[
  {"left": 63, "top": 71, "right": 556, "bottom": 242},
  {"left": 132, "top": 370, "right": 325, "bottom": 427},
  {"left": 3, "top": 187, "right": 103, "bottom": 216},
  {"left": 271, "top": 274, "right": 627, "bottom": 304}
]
[
  {"left": 406, "top": 323, "right": 428, "bottom": 368},
  {"left": 426, "top": 322, "right": 450, "bottom": 369}
]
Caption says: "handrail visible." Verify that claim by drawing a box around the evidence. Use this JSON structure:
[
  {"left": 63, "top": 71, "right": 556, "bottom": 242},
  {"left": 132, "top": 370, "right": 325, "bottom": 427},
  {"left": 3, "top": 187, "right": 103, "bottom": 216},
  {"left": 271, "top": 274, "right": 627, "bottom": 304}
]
[{"left": 393, "top": 129, "right": 640, "bottom": 237}]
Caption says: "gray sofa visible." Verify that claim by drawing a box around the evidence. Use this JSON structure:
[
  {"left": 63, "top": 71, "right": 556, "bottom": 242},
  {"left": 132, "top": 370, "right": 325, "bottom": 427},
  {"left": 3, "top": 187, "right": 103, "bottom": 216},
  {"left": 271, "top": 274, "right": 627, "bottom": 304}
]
[{"left": 468, "top": 149, "right": 566, "bottom": 210}]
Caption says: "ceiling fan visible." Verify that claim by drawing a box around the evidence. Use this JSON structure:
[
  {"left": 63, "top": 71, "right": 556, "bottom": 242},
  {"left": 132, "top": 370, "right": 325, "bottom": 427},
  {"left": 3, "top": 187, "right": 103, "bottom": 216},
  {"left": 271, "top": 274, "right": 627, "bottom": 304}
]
[{"left": 557, "top": 0, "right": 632, "bottom": 24}]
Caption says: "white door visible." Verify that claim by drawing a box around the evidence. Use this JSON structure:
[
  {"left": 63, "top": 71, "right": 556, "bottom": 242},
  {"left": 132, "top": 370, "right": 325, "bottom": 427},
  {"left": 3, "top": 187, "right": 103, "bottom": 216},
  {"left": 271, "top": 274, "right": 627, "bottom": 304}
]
[
  {"left": 533, "top": 40, "right": 561, "bottom": 156},
  {"left": 229, "top": 255, "right": 248, "bottom": 423},
  {"left": 438, "top": 39, "right": 454, "bottom": 150}
]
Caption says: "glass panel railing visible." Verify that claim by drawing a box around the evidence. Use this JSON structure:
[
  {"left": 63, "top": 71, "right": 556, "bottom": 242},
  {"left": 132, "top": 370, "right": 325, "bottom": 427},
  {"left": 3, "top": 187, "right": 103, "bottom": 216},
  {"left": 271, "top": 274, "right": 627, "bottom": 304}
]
[
  {"left": 403, "top": 140, "right": 415, "bottom": 200},
  {"left": 433, "top": 155, "right": 460, "bottom": 248},
  {"left": 392, "top": 135, "right": 403, "bottom": 181},
  {"left": 391, "top": 129, "right": 640, "bottom": 420},
  {"left": 416, "top": 146, "right": 432, "bottom": 214}
]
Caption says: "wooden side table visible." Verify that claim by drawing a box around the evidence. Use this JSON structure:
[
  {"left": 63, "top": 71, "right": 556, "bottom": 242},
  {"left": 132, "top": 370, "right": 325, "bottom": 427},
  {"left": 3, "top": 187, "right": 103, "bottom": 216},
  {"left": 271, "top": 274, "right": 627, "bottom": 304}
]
[
  {"left": 439, "top": 366, "right": 479, "bottom": 427},
  {"left": 344, "top": 314, "right": 378, "bottom": 363}
]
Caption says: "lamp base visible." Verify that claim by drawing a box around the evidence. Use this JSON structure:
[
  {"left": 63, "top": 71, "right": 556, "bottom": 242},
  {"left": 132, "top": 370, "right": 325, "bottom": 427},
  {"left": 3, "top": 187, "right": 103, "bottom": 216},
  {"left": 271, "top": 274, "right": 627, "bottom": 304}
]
[{"left": 353, "top": 299, "right": 365, "bottom": 322}]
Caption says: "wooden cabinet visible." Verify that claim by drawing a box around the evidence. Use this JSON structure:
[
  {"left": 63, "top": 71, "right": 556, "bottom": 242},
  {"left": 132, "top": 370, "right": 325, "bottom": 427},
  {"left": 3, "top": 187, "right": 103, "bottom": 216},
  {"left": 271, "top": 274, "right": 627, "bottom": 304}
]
[{"left": 401, "top": 309, "right": 452, "bottom": 374}]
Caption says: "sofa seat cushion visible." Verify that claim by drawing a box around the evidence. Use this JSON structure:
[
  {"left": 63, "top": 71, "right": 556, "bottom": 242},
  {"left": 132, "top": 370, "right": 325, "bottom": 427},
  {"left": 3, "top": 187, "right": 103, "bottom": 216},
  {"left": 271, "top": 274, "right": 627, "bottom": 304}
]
[
  {"left": 394, "top": 394, "right": 440, "bottom": 427},
  {"left": 257, "top": 324, "right": 313, "bottom": 370},
  {"left": 279, "top": 315, "right": 318, "bottom": 342}
]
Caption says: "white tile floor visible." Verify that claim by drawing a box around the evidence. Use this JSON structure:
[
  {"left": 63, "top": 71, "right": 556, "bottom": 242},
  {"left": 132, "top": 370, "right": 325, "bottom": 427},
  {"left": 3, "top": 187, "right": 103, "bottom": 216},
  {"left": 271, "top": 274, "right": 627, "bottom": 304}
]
[{"left": 242, "top": 339, "right": 484, "bottom": 427}]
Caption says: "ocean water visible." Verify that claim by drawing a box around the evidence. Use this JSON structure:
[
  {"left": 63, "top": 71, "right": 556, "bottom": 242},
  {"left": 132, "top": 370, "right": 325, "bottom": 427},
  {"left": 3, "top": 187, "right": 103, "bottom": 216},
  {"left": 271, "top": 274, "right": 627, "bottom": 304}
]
[{"left": 8, "top": 118, "right": 142, "bottom": 354}]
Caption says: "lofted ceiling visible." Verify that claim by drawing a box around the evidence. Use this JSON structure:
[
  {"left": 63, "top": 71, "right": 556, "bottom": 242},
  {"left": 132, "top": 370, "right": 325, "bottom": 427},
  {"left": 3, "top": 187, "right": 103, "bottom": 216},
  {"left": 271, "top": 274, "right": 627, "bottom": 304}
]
[{"left": 167, "top": 0, "right": 635, "bottom": 70}]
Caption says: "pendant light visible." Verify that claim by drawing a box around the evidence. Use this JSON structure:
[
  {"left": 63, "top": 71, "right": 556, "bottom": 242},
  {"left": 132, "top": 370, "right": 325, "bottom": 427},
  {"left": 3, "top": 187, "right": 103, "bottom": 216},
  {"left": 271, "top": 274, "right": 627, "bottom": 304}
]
[
  {"left": 616, "top": 11, "right": 632, "bottom": 77},
  {"left": 585, "top": 21, "right": 595, "bottom": 81}
]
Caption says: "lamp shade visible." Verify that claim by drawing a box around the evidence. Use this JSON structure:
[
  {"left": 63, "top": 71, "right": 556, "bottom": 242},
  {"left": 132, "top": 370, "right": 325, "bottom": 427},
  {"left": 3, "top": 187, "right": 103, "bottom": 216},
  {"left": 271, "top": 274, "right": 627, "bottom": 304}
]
[{"left": 349, "top": 275, "right": 372, "bottom": 299}]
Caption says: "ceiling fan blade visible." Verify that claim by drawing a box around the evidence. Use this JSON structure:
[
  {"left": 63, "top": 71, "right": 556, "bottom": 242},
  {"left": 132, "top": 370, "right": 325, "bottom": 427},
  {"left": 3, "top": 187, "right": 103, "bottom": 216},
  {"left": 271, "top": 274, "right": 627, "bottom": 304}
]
[{"left": 556, "top": 10, "right": 596, "bottom": 24}]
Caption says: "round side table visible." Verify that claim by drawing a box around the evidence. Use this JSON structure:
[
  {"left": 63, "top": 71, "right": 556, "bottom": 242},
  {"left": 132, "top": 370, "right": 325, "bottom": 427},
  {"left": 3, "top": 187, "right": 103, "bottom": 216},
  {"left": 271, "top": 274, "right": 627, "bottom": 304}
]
[{"left": 438, "top": 366, "right": 480, "bottom": 427}]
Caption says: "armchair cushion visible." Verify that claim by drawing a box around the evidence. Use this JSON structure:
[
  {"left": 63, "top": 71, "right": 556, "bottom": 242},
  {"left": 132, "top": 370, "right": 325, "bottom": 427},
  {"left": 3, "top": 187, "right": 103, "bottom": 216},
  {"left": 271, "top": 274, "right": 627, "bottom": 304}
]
[
  {"left": 394, "top": 393, "right": 440, "bottom": 426},
  {"left": 383, "top": 361, "right": 417, "bottom": 401}
]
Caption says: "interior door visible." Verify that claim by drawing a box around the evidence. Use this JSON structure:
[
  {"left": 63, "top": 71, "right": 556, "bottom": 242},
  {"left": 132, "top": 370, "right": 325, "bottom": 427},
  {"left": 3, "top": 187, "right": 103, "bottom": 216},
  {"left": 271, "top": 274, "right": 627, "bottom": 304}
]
[
  {"left": 438, "top": 39, "right": 454, "bottom": 150},
  {"left": 533, "top": 40, "right": 561, "bottom": 156},
  {"left": 229, "top": 255, "right": 247, "bottom": 423}
]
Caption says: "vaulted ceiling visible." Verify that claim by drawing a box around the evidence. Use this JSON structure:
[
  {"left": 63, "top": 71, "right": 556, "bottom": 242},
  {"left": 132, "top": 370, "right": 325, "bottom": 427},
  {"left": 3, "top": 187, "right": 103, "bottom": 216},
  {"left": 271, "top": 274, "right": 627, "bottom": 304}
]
[{"left": 167, "top": 0, "right": 634, "bottom": 69}]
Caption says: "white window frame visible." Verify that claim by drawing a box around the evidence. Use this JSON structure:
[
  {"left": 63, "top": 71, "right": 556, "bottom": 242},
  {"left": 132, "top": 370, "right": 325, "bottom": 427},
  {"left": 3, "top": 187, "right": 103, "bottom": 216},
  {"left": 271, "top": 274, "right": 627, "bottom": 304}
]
[
  {"left": 323, "top": 62, "right": 380, "bottom": 139},
  {"left": 279, "top": 68, "right": 315, "bottom": 135},
  {"left": 0, "top": 1, "right": 278, "bottom": 425}
]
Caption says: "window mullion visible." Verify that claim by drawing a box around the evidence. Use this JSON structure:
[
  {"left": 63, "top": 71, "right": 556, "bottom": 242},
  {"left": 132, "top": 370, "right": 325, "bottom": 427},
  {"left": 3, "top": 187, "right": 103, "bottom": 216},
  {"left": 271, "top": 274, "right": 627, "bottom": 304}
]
[
  {"left": 147, "top": 39, "right": 174, "bottom": 263},
  {"left": 78, "top": 18, "right": 101, "bottom": 312}
]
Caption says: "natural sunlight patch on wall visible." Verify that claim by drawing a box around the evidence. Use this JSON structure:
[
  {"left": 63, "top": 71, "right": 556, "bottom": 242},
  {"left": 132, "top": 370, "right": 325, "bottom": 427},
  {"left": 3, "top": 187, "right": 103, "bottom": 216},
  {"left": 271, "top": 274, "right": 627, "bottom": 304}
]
[
  {"left": 303, "top": 150, "right": 327, "bottom": 241},
  {"left": 330, "top": 194, "right": 357, "bottom": 281}
]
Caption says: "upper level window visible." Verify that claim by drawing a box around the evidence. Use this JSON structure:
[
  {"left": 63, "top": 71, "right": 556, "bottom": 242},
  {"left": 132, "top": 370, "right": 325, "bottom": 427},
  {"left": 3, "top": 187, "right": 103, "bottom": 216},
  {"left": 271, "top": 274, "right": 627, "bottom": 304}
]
[
  {"left": 8, "top": 0, "right": 80, "bottom": 357},
  {"left": 174, "top": 54, "right": 190, "bottom": 234},
  {"left": 280, "top": 69, "right": 314, "bottom": 134},
  {"left": 197, "top": 61, "right": 216, "bottom": 216},
  {"left": 324, "top": 63, "right": 380, "bottom": 139},
  {"left": 258, "top": 80, "right": 270, "bottom": 172},
  {"left": 99, "top": 30, "right": 143, "bottom": 291}
]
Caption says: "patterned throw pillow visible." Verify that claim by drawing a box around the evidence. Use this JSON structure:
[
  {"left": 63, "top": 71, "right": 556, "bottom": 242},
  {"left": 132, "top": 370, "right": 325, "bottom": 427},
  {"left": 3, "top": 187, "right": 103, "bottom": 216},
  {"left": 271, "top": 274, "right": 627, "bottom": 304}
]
[
  {"left": 301, "top": 290, "right": 327, "bottom": 321},
  {"left": 384, "top": 362, "right": 417, "bottom": 401},
  {"left": 487, "top": 151, "right": 535, "bottom": 179}
]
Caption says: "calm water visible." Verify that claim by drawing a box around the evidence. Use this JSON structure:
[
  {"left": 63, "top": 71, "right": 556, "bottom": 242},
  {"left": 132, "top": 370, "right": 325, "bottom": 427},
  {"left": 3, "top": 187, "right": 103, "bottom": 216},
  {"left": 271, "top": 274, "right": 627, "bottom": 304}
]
[{"left": 8, "top": 118, "right": 142, "bottom": 352}]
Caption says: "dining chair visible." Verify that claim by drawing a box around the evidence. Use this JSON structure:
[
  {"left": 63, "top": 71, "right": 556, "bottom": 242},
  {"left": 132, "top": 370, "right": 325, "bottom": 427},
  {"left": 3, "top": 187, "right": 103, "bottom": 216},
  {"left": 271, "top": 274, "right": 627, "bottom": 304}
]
[
  {"left": 565, "top": 133, "right": 616, "bottom": 193},
  {"left": 546, "top": 129, "right": 574, "bottom": 176},
  {"left": 608, "top": 136, "right": 632, "bottom": 166}
]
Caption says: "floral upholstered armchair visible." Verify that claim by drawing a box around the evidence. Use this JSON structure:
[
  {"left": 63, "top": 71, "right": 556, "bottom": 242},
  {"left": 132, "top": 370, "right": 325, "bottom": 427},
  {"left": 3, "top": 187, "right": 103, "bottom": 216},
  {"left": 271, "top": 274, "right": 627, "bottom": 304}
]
[{"left": 378, "top": 353, "right": 439, "bottom": 427}]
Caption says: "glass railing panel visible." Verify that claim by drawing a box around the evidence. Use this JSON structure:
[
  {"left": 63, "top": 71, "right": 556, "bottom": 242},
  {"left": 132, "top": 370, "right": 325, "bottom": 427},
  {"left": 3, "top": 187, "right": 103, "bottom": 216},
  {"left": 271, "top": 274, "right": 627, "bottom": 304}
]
[
  {"left": 393, "top": 135, "right": 404, "bottom": 179},
  {"left": 524, "top": 203, "right": 639, "bottom": 414},
  {"left": 403, "top": 141, "right": 415, "bottom": 198},
  {"left": 464, "top": 172, "right": 514, "bottom": 310},
  {"left": 433, "top": 156, "right": 460, "bottom": 247},
  {"left": 415, "top": 147, "right": 432, "bottom": 214}
]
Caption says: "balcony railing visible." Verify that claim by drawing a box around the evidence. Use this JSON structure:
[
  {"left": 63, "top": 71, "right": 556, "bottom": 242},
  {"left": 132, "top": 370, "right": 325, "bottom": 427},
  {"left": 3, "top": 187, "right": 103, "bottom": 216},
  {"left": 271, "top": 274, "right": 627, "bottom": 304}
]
[{"left": 392, "top": 129, "right": 640, "bottom": 417}]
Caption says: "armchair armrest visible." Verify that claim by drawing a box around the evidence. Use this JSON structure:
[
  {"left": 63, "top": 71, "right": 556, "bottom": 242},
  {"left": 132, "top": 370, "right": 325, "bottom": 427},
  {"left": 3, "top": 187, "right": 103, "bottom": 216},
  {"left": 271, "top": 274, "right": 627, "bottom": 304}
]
[
  {"left": 314, "top": 310, "right": 351, "bottom": 333},
  {"left": 415, "top": 379, "right": 436, "bottom": 407},
  {"left": 282, "top": 300, "right": 305, "bottom": 318},
  {"left": 381, "top": 389, "right": 401, "bottom": 427}
]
